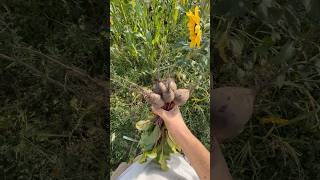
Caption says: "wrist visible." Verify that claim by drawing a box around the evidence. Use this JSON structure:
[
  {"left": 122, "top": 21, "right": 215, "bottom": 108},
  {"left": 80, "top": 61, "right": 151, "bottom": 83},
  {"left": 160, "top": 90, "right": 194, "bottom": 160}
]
[
  {"left": 168, "top": 124, "right": 193, "bottom": 148},
  {"left": 166, "top": 119, "right": 189, "bottom": 135}
]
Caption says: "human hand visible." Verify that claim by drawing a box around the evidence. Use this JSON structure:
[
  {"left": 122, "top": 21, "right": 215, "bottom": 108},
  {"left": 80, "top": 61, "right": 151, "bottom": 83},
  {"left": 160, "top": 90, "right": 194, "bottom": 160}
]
[
  {"left": 152, "top": 106, "right": 211, "bottom": 180},
  {"left": 151, "top": 106, "right": 189, "bottom": 135}
]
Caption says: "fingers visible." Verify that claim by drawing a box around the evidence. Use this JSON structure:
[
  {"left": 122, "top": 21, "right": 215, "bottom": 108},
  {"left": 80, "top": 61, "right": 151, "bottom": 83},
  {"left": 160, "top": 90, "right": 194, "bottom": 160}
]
[{"left": 152, "top": 105, "right": 180, "bottom": 120}]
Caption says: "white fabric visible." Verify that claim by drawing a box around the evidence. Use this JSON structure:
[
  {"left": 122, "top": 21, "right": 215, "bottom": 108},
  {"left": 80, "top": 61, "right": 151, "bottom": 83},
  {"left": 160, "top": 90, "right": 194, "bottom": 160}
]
[{"left": 117, "top": 154, "right": 200, "bottom": 180}]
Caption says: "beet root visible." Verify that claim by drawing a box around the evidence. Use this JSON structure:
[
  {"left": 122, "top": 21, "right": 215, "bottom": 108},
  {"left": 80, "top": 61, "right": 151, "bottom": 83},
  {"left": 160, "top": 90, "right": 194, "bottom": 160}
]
[
  {"left": 153, "top": 83, "right": 161, "bottom": 94},
  {"left": 166, "top": 78, "right": 177, "bottom": 92},
  {"left": 212, "top": 87, "right": 255, "bottom": 142},
  {"left": 173, "top": 89, "right": 190, "bottom": 106},
  {"left": 162, "top": 89, "right": 175, "bottom": 103},
  {"left": 144, "top": 92, "right": 165, "bottom": 108},
  {"left": 158, "top": 81, "right": 167, "bottom": 94}
]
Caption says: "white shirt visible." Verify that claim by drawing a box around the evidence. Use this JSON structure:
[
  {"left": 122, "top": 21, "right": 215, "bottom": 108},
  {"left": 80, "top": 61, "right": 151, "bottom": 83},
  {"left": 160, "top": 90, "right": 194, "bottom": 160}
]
[{"left": 117, "top": 154, "right": 200, "bottom": 180}]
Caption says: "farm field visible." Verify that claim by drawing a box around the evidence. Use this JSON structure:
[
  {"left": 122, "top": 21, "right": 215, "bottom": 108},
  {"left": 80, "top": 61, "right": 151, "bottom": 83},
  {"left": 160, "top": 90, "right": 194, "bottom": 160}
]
[
  {"left": 1, "top": 1, "right": 107, "bottom": 179},
  {"left": 110, "top": 0, "right": 210, "bottom": 172},
  {"left": 213, "top": 0, "right": 320, "bottom": 179},
  {"left": 1, "top": 0, "right": 319, "bottom": 179}
]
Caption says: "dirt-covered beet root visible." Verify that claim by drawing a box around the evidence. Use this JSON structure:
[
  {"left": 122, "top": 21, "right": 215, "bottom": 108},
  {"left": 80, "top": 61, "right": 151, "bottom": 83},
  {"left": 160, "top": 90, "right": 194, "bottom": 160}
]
[
  {"left": 166, "top": 78, "right": 177, "bottom": 91},
  {"left": 145, "top": 92, "right": 165, "bottom": 108},
  {"left": 162, "top": 89, "right": 175, "bottom": 103},
  {"left": 212, "top": 87, "right": 255, "bottom": 143},
  {"left": 158, "top": 81, "right": 167, "bottom": 94},
  {"left": 173, "top": 89, "right": 190, "bottom": 106},
  {"left": 153, "top": 83, "right": 161, "bottom": 94}
]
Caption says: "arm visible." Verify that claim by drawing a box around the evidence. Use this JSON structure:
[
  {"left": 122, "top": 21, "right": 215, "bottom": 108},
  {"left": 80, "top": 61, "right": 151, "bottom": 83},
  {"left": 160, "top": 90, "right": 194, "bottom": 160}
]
[
  {"left": 212, "top": 137, "right": 233, "bottom": 180},
  {"left": 152, "top": 106, "right": 210, "bottom": 180}
]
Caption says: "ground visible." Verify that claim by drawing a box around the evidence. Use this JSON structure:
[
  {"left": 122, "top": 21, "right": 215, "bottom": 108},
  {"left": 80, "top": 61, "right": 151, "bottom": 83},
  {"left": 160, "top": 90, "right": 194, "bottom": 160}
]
[
  {"left": 1, "top": 1, "right": 107, "bottom": 179},
  {"left": 213, "top": 0, "right": 320, "bottom": 179}
]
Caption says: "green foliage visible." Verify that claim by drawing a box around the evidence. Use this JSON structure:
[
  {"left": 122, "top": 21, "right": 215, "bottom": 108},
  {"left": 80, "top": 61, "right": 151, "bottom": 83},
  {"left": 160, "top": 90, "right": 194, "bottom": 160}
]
[
  {"left": 139, "top": 125, "right": 160, "bottom": 151},
  {"left": 214, "top": 0, "right": 320, "bottom": 179},
  {"left": 155, "top": 134, "right": 172, "bottom": 171},
  {"left": 111, "top": 0, "right": 210, "bottom": 171},
  {"left": 0, "top": 0, "right": 107, "bottom": 179},
  {"left": 136, "top": 118, "right": 182, "bottom": 170}
]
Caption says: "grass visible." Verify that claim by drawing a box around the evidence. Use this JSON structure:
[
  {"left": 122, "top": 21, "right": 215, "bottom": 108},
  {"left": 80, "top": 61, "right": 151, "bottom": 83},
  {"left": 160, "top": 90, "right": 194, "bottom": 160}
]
[
  {"left": 213, "top": 0, "right": 320, "bottom": 179},
  {"left": 110, "top": 0, "right": 210, "bottom": 171},
  {"left": 1, "top": 0, "right": 319, "bottom": 179},
  {"left": 0, "top": 1, "right": 107, "bottom": 179}
]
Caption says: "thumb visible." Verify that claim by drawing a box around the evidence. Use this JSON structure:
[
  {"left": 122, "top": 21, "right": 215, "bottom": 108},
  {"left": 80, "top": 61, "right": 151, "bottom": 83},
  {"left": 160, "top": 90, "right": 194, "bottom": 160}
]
[{"left": 151, "top": 106, "right": 166, "bottom": 119}]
